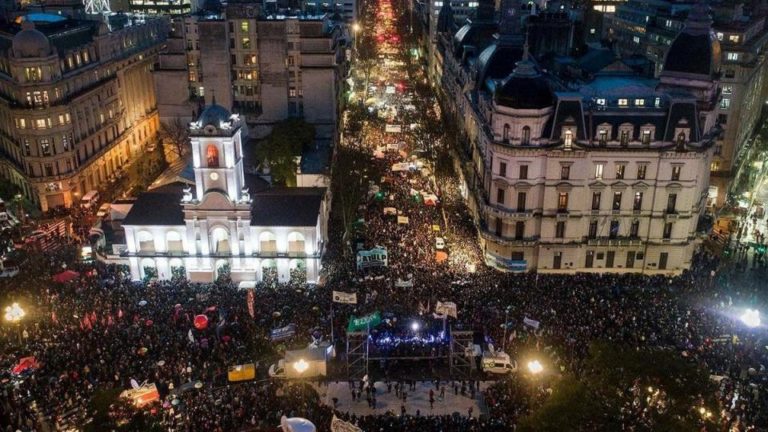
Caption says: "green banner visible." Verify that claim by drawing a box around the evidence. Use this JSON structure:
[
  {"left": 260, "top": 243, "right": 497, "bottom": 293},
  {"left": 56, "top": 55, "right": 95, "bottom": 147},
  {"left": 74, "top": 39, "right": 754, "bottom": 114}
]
[{"left": 347, "top": 311, "right": 381, "bottom": 332}]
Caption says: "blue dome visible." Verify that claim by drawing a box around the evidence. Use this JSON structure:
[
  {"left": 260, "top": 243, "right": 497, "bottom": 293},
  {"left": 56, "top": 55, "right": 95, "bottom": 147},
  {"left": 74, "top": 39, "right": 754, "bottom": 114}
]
[{"left": 197, "top": 104, "right": 231, "bottom": 127}]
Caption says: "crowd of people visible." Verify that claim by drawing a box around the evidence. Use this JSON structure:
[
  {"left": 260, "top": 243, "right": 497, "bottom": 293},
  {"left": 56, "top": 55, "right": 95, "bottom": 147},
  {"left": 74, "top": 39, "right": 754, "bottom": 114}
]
[{"left": 1, "top": 1, "right": 767, "bottom": 432}]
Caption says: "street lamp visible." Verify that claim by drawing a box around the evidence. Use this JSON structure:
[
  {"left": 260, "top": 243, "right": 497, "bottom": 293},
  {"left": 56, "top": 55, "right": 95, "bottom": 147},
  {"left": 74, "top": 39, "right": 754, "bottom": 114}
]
[
  {"left": 4, "top": 303, "right": 25, "bottom": 344},
  {"left": 741, "top": 308, "right": 761, "bottom": 328},
  {"left": 527, "top": 360, "right": 543, "bottom": 375},
  {"left": 352, "top": 23, "right": 361, "bottom": 51}
]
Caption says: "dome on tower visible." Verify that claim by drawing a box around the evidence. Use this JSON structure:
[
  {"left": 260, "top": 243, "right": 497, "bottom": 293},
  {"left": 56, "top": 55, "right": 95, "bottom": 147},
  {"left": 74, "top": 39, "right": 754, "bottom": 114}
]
[
  {"left": 197, "top": 104, "right": 232, "bottom": 128},
  {"left": 12, "top": 21, "right": 52, "bottom": 58},
  {"left": 495, "top": 47, "right": 553, "bottom": 109},
  {"left": 662, "top": 2, "right": 720, "bottom": 77}
]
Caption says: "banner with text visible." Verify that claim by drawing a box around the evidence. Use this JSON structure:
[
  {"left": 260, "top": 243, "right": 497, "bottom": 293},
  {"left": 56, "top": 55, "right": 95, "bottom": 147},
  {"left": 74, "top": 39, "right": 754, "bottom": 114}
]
[
  {"left": 435, "top": 301, "right": 458, "bottom": 318},
  {"left": 270, "top": 324, "right": 297, "bottom": 341},
  {"left": 356, "top": 247, "right": 388, "bottom": 270},
  {"left": 347, "top": 311, "right": 381, "bottom": 332},
  {"left": 332, "top": 291, "right": 358, "bottom": 304}
]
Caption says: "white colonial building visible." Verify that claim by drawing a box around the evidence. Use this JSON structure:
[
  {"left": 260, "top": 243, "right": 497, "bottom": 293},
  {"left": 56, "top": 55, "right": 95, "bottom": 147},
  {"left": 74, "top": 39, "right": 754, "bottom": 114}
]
[{"left": 121, "top": 104, "right": 328, "bottom": 283}]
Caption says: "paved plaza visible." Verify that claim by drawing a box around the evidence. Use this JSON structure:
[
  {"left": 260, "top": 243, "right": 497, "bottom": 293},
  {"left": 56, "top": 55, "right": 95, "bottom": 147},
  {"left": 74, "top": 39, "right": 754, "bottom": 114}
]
[{"left": 315, "top": 381, "right": 490, "bottom": 417}]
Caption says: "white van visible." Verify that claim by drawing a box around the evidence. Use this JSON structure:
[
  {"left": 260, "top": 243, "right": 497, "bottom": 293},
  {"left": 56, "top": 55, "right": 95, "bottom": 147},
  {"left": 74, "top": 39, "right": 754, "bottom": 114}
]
[
  {"left": 80, "top": 190, "right": 100, "bottom": 208},
  {"left": 482, "top": 352, "right": 517, "bottom": 374}
]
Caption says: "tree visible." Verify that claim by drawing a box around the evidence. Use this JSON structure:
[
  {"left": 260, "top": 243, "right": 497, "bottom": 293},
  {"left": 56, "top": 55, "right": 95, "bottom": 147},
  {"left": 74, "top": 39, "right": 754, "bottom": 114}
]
[
  {"left": 157, "top": 118, "right": 190, "bottom": 161},
  {"left": 256, "top": 118, "right": 315, "bottom": 186},
  {"left": 518, "top": 376, "right": 610, "bottom": 432}
]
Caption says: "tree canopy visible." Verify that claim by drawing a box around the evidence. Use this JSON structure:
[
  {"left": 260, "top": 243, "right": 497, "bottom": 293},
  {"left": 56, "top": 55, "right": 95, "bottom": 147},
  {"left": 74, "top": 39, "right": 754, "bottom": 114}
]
[{"left": 256, "top": 118, "right": 315, "bottom": 186}]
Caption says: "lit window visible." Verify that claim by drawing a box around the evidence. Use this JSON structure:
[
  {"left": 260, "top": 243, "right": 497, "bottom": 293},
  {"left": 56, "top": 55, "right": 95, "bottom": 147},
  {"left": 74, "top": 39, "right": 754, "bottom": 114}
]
[
  {"left": 716, "top": 32, "right": 724, "bottom": 40},
  {"left": 654, "top": 97, "right": 661, "bottom": 108},
  {"left": 35, "top": 119, "right": 47, "bottom": 129},
  {"left": 241, "top": 37, "right": 250, "bottom": 49},
  {"left": 633, "top": 36, "right": 640, "bottom": 44},
  {"left": 434, "top": 1, "right": 443, "bottom": 6},
  {"left": 590, "top": 28, "right": 596, "bottom": 34},
  {"left": 289, "top": 88, "right": 297, "bottom": 97},
  {"left": 241, "top": 21, "right": 249, "bottom": 32},
  {"left": 720, "top": 98, "right": 731, "bottom": 109},
  {"left": 595, "top": 163, "right": 604, "bottom": 179},
  {"left": 618, "top": 99, "right": 628, "bottom": 107},
  {"left": 634, "top": 99, "right": 645, "bottom": 106},
  {"left": 729, "top": 34, "right": 740, "bottom": 43},
  {"left": 721, "top": 85, "right": 733, "bottom": 95},
  {"left": 596, "top": 98, "right": 606, "bottom": 106},
  {"left": 727, "top": 52, "right": 739, "bottom": 61}
]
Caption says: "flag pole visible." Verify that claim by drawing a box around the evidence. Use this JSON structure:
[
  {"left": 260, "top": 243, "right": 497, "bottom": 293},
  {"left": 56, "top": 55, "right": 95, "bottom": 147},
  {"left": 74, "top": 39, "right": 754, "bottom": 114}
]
[{"left": 331, "top": 300, "right": 335, "bottom": 342}]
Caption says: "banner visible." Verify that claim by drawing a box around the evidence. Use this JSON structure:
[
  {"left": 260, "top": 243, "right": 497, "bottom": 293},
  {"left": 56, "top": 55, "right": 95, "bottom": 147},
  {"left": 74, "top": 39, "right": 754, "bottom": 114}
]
[
  {"left": 332, "top": 291, "right": 358, "bottom": 304},
  {"left": 347, "top": 311, "right": 381, "bottom": 332},
  {"left": 331, "top": 415, "right": 363, "bottom": 432},
  {"left": 386, "top": 143, "right": 401, "bottom": 151},
  {"left": 270, "top": 324, "right": 297, "bottom": 341},
  {"left": 486, "top": 252, "right": 527, "bottom": 272},
  {"left": 356, "top": 247, "right": 388, "bottom": 270},
  {"left": 246, "top": 289, "right": 255, "bottom": 319},
  {"left": 383, "top": 207, "right": 397, "bottom": 216},
  {"left": 394, "top": 277, "right": 414, "bottom": 288},
  {"left": 523, "top": 317, "right": 540, "bottom": 329},
  {"left": 391, "top": 162, "right": 410, "bottom": 172},
  {"left": 435, "top": 301, "right": 458, "bottom": 318},
  {"left": 385, "top": 124, "right": 401, "bottom": 133},
  {"left": 397, "top": 216, "right": 409, "bottom": 224}
]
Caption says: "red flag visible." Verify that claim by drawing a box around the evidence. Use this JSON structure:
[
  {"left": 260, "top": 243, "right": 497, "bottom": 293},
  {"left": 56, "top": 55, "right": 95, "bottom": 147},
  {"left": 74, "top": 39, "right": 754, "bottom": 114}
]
[
  {"left": 90, "top": 311, "right": 97, "bottom": 324},
  {"left": 82, "top": 316, "right": 91, "bottom": 331}
]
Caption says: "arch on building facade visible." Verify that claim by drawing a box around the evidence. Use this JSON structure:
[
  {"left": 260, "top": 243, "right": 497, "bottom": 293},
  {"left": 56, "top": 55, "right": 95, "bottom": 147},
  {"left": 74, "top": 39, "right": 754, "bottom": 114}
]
[
  {"left": 169, "top": 257, "right": 184, "bottom": 270},
  {"left": 206, "top": 144, "right": 220, "bottom": 167},
  {"left": 166, "top": 231, "right": 183, "bottom": 253},
  {"left": 287, "top": 231, "right": 306, "bottom": 253},
  {"left": 137, "top": 231, "right": 154, "bottom": 252},
  {"left": 140, "top": 257, "right": 156, "bottom": 279},
  {"left": 210, "top": 227, "right": 230, "bottom": 254},
  {"left": 259, "top": 231, "right": 277, "bottom": 253}
]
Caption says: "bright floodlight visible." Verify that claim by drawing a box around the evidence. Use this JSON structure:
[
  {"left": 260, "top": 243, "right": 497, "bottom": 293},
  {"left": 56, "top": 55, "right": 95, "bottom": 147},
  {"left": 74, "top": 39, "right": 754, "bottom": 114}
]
[
  {"left": 4, "top": 303, "right": 25, "bottom": 323},
  {"left": 527, "top": 360, "right": 544, "bottom": 375},
  {"left": 353, "top": 23, "right": 361, "bottom": 32},
  {"left": 741, "top": 309, "right": 761, "bottom": 328},
  {"left": 293, "top": 359, "right": 309, "bottom": 374},
  {"left": 411, "top": 321, "right": 420, "bottom": 331}
]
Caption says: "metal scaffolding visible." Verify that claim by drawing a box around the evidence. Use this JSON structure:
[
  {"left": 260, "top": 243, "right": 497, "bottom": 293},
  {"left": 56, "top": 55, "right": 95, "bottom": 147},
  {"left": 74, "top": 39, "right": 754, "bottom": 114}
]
[
  {"left": 346, "top": 331, "right": 368, "bottom": 379},
  {"left": 449, "top": 330, "right": 474, "bottom": 379}
]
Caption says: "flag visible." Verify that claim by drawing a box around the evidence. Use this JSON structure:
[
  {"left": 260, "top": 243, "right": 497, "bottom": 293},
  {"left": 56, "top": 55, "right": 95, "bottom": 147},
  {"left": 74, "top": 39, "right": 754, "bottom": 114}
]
[
  {"left": 246, "top": 289, "right": 255, "bottom": 318},
  {"left": 435, "top": 301, "right": 458, "bottom": 319},
  {"left": 332, "top": 291, "right": 357, "bottom": 304},
  {"left": 188, "top": 329, "right": 195, "bottom": 344},
  {"left": 90, "top": 311, "right": 97, "bottom": 324},
  {"left": 347, "top": 311, "right": 382, "bottom": 332},
  {"left": 331, "top": 415, "right": 363, "bottom": 432},
  {"left": 523, "top": 317, "right": 540, "bottom": 329}
]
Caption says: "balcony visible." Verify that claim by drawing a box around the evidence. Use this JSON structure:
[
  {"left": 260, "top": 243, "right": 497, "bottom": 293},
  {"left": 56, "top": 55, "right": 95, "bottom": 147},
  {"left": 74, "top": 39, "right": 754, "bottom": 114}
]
[
  {"left": 479, "top": 226, "right": 540, "bottom": 246},
  {"left": 584, "top": 236, "right": 644, "bottom": 247}
]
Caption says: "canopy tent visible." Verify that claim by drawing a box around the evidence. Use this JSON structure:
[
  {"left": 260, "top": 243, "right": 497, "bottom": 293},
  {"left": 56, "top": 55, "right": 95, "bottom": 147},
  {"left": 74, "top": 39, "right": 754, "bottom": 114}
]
[
  {"left": 281, "top": 416, "right": 316, "bottom": 432},
  {"left": 53, "top": 270, "right": 79, "bottom": 283}
]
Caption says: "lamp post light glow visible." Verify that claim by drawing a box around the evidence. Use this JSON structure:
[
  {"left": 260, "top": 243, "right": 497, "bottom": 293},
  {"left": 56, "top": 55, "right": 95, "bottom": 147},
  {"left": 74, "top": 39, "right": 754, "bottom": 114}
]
[
  {"left": 292, "top": 359, "right": 309, "bottom": 375},
  {"left": 411, "top": 321, "right": 420, "bottom": 332},
  {"left": 741, "top": 309, "right": 761, "bottom": 328},
  {"left": 4, "top": 303, "right": 25, "bottom": 323},
  {"left": 527, "top": 360, "right": 543, "bottom": 375}
]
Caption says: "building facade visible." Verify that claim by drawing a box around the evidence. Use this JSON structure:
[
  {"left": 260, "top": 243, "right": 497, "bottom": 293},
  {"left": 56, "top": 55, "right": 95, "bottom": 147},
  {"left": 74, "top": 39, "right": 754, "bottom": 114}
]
[
  {"left": 0, "top": 13, "right": 168, "bottom": 211},
  {"left": 121, "top": 104, "right": 329, "bottom": 283},
  {"left": 438, "top": 1, "right": 718, "bottom": 274}
]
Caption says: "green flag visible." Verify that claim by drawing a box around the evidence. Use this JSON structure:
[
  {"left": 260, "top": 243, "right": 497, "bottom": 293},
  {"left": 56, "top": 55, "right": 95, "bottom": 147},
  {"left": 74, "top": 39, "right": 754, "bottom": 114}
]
[{"left": 347, "top": 311, "right": 382, "bottom": 332}]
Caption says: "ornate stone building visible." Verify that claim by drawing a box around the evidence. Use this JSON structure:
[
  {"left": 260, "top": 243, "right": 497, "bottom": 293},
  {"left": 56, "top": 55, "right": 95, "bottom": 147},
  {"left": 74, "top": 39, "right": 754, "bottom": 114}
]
[{"left": 0, "top": 13, "right": 168, "bottom": 210}]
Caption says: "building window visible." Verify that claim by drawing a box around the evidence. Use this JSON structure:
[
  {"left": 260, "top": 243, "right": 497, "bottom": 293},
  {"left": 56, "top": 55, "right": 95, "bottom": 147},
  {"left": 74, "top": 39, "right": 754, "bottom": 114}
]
[
  {"left": 612, "top": 192, "right": 622, "bottom": 210},
  {"left": 496, "top": 188, "right": 505, "bottom": 205},
  {"left": 560, "top": 165, "right": 570, "bottom": 180},
  {"left": 23, "top": 139, "right": 30, "bottom": 155},
  {"left": 287, "top": 56, "right": 295, "bottom": 66},
  {"left": 558, "top": 192, "right": 569, "bottom": 211},
  {"left": 615, "top": 164, "right": 625, "bottom": 179},
  {"left": 609, "top": 220, "right": 619, "bottom": 238},
  {"left": 62, "top": 134, "right": 69, "bottom": 151},
  {"left": 598, "top": 129, "right": 608, "bottom": 145},
  {"left": 676, "top": 132, "right": 686, "bottom": 146},
  {"left": 637, "top": 164, "right": 647, "bottom": 179},
  {"left": 592, "top": 192, "right": 601, "bottom": 210},
  {"left": 726, "top": 52, "right": 739, "bottom": 61},
  {"left": 521, "top": 126, "right": 531, "bottom": 145},
  {"left": 514, "top": 221, "right": 525, "bottom": 240},
  {"left": 634, "top": 98, "right": 645, "bottom": 106},
  {"left": 555, "top": 221, "right": 566, "bottom": 238},
  {"left": 711, "top": 161, "right": 720, "bottom": 172},
  {"left": 241, "top": 21, "right": 249, "bottom": 32},
  {"left": 44, "top": 163, "right": 54, "bottom": 177},
  {"left": 241, "top": 37, "right": 251, "bottom": 49},
  {"left": 206, "top": 145, "right": 220, "bottom": 167},
  {"left": 618, "top": 98, "right": 628, "bottom": 107},
  {"left": 289, "top": 88, "right": 297, "bottom": 97},
  {"left": 729, "top": 34, "right": 740, "bottom": 43},
  {"left": 641, "top": 129, "right": 651, "bottom": 145},
  {"left": 519, "top": 165, "right": 528, "bottom": 180},
  {"left": 40, "top": 138, "right": 51, "bottom": 156},
  {"left": 720, "top": 98, "right": 731, "bottom": 109},
  {"left": 499, "top": 161, "right": 507, "bottom": 177},
  {"left": 24, "top": 67, "right": 42, "bottom": 82},
  {"left": 564, "top": 130, "right": 573, "bottom": 149},
  {"left": 16, "top": 118, "right": 26, "bottom": 129},
  {"left": 596, "top": 98, "right": 606, "bottom": 106},
  {"left": 633, "top": 192, "right": 643, "bottom": 210},
  {"left": 503, "top": 124, "right": 510, "bottom": 142},
  {"left": 620, "top": 130, "right": 629, "bottom": 146},
  {"left": 630, "top": 219, "right": 640, "bottom": 237},
  {"left": 663, "top": 222, "right": 673, "bottom": 239},
  {"left": 671, "top": 165, "right": 681, "bottom": 180},
  {"left": 666, "top": 193, "right": 677, "bottom": 213},
  {"left": 721, "top": 85, "right": 733, "bottom": 95},
  {"left": 517, "top": 192, "right": 526, "bottom": 212},
  {"left": 594, "top": 163, "right": 604, "bottom": 179},
  {"left": 588, "top": 220, "right": 598, "bottom": 239}
]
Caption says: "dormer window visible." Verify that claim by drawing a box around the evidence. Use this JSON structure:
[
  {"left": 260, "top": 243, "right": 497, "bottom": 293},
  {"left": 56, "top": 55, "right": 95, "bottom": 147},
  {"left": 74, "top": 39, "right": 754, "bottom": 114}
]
[
  {"left": 564, "top": 130, "right": 573, "bottom": 149},
  {"left": 503, "top": 124, "right": 510, "bottom": 143},
  {"left": 634, "top": 99, "right": 645, "bottom": 106},
  {"left": 641, "top": 129, "right": 651, "bottom": 145},
  {"left": 620, "top": 130, "right": 629, "bottom": 146},
  {"left": 596, "top": 98, "right": 606, "bottom": 106},
  {"left": 521, "top": 126, "right": 531, "bottom": 145},
  {"left": 618, "top": 99, "right": 628, "bottom": 107},
  {"left": 676, "top": 132, "right": 686, "bottom": 146},
  {"left": 598, "top": 129, "right": 608, "bottom": 145}
]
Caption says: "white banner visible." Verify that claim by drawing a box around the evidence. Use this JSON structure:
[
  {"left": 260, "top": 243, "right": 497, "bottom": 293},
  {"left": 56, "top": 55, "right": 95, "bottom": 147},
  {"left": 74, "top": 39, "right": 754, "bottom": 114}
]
[
  {"left": 383, "top": 207, "right": 397, "bottom": 216},
  {"left": 331, "top": 415, "right": 363, "bottom": 432},
  {"left": 394, "top": 277, "right": 414, "bottom": 288},
  {"left": 397, "top": 216, "right": 409, "bottom": 224},
  {"left": 435, "top": 301, "right": 458, "bottom": 318},
  {"left": 332, "top": 291, "right": 358, "bottom": 304},
  {"left": 385, "top": 124, "right": 401, "bottom": 133},
  {"left": 523, "top": 317, "right": 540, "bottom": 329}
]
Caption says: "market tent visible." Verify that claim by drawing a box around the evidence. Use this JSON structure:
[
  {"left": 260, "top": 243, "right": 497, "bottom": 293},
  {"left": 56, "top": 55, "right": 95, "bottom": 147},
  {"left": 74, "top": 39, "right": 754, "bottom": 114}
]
[{"left": 52, "top": 270, "right": 79, "bottom": 283}]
